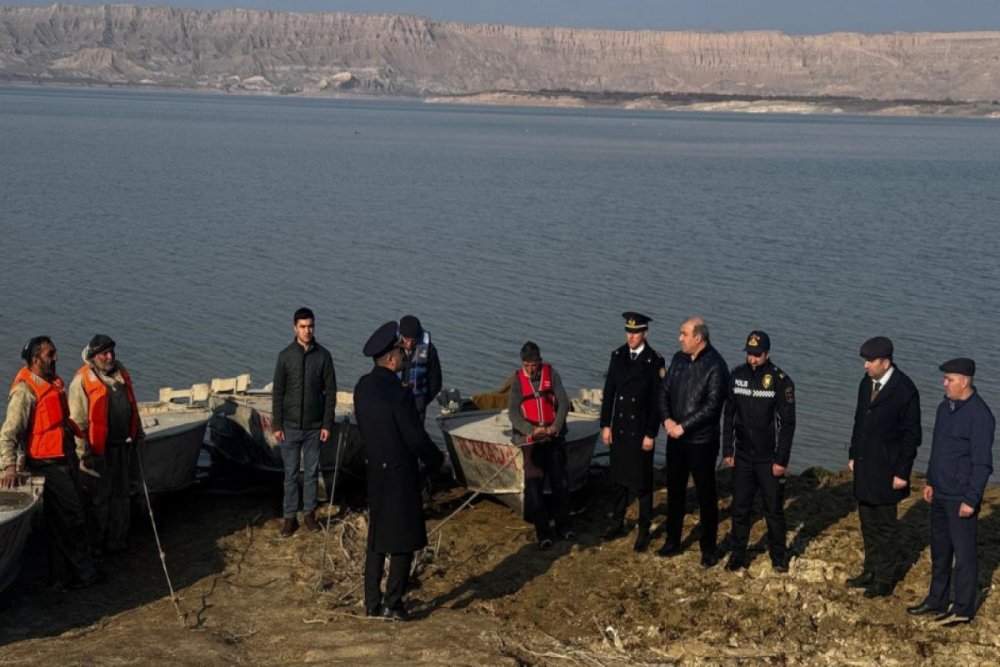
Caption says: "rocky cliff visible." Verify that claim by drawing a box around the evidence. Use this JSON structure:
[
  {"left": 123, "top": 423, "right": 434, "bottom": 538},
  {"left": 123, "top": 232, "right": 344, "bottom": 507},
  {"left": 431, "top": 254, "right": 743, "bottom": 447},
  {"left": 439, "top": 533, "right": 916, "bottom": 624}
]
[{"left": 2, "top": 4, "right": 999, "bottom": 104}]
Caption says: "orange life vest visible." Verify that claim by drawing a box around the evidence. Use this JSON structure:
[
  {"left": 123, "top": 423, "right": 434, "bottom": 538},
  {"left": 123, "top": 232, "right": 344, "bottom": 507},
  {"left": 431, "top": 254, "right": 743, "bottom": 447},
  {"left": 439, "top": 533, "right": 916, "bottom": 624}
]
[
  {"left": 517, "top": 364, "right": 557, "bottom": 427},
  {"left": 9, "top": 367, "right": 80, "bottom": 461},
  {"left": 76, "top": 363, "right": 139, "bottom": 455}
]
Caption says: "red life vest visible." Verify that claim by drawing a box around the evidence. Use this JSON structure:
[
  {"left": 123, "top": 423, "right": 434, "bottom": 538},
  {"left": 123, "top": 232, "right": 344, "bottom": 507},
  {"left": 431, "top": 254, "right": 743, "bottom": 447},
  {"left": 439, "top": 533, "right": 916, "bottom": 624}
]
[
  {"left": 517, "top": 364, "right": 557, "bottom": 427},
  {"left": 9, "top": 367, "right": 81, "bottom": 461},
  {"left": 76, "top": 363, "right": 139, "bottom": 455}
]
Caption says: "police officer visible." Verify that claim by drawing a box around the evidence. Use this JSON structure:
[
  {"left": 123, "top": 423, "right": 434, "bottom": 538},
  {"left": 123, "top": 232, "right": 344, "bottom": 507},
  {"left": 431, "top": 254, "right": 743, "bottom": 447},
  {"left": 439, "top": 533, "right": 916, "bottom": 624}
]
[
  {"left": 354, "top": 321, "right": 444, "bottom": 621},
  {"left": 722, "top": 331, "right": 796, "bottom": 572},
  {"left": 907, "top": 358, "right": 994, "bottom": 626},
  {"left": 600, "top": 312, "right": 665, "bottom": 552}
]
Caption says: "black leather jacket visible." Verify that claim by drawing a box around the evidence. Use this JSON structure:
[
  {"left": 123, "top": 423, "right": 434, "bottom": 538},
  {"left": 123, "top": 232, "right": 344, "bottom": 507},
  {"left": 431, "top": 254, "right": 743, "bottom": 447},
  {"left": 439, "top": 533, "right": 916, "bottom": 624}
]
[{"left": 657, "top": 345, "right": 729, "bottom": 448}]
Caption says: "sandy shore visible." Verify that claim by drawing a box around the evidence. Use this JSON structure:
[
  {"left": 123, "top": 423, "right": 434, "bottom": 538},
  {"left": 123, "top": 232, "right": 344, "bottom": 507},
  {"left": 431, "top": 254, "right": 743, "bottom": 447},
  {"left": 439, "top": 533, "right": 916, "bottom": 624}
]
[{"left": 2, "top": 467, "right": 1000, "bottom": 665}]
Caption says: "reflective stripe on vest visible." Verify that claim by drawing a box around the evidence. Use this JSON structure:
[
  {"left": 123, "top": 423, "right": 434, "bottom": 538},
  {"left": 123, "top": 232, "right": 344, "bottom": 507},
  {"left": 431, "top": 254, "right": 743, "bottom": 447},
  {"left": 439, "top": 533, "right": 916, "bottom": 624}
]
[
  {"left": 10, "top": 368, "right": 78, "bottom": 460},
  {"left": 77, "top": 363, "right": 139, "bottom": 455},
  {"left": 517, "top": 364, "right": 556, "bottom": 427},
  {"left": 403, "top": 331, "right": 432, "bottom": 396}
]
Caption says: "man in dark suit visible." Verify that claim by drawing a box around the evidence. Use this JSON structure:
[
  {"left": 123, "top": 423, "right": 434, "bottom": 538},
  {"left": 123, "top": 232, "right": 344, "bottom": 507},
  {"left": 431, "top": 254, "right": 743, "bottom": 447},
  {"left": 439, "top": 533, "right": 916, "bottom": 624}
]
[
  {"left": 847, "top": 336, "right": 921, "bottom": 598},
  {"left": 354, "top": 321, "right": 444, "bottom": 621},
  {"left": 907, "top": 358, "right": 994, "bottom": 626},
  {"left": 600, "top": 312, "right": 665, "bottom": 552}
]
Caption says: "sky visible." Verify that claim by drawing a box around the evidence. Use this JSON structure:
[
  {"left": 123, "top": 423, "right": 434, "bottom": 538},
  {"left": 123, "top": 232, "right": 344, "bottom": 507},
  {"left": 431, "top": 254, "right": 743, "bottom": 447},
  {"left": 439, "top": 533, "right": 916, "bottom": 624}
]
[{"left": 13, "top": 0, "right": 1000, "bottom": 34}]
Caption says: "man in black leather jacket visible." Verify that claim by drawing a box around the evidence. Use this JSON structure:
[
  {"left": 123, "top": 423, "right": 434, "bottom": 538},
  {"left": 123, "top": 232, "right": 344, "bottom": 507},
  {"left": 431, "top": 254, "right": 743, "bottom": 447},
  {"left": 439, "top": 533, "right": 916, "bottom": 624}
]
[{"left": 656, "top": 317, "right": 729, "bottom": 567}]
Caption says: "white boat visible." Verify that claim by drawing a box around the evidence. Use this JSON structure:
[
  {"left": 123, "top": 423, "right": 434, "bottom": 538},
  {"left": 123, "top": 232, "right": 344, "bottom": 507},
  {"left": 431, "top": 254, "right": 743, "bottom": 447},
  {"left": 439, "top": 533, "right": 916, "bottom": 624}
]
[
  {"left": 0, "top": 476, "right": 44, "bottom": 593},
  {"left": 204, "top": 375, "right": 364, "bottom": 479},
  {"left": 437, "top": 409, "right": 600, "bottom": 518},
  {"left": 133, "top": 400, "right": 212, "bottom": 494}
]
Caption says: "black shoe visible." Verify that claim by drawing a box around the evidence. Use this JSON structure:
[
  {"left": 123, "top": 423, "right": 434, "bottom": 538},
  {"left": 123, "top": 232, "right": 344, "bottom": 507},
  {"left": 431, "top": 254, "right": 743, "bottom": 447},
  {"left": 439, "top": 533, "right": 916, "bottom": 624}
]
[
  {"left": 846, "top": 571, "right": 874, "bottom": 588},
  {"left": 380, "top": 606, "right": 409, "bottom": 622},
  {"left": 279, "top": 517, "right": 298, "bottom": 539},
  {"left": 701, "top": 552, "right": 719, "bottom": 568},
  {"left": 907, "top": 600, "right": 947, "bottom": 616},
  {"left": 602, "top": 522, "right": 630, "bottom": 541},
  {"left": 365, "top": 606, "right": 382, "bottom": 618},
  {"left": 656, "top": 540, "right": 682, "bottom": 557},
  {"left": 725, "top": 553, "right": 746, "bottom": 572},
  {"left": 633, "top": 527, "right": 652, "bottom": 553},
  {"left": 864, "top": 582, "right": 894, "bottom": 598},
  {"left": 771, "top": 559, "right": 789, "bottom": 574}
]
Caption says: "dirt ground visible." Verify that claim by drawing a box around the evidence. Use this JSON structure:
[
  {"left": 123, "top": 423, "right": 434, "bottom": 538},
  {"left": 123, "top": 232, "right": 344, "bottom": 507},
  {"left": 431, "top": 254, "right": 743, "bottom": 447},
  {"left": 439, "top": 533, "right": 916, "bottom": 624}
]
[{"left": 3, "top": 465, "right": 1000, "bottom": 666}]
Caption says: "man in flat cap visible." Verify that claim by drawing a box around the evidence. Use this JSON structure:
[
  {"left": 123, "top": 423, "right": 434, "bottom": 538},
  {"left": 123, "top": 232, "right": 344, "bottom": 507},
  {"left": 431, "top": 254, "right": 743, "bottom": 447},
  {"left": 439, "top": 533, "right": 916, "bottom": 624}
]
[
  {"left": 1, "top": 337, "right": 103, "bottom": 589},
  {"left": 656, "top": 316, "right": 729, "bottom": 567},
  {"left": 509, "top": 341, "right": 572, "bottom": 550},
  {"left": 69, "top": 334, "right": 145, "bottom": 554},
  {"left": 846, "top": 336, "right": 921, "bottom": 598},
  {"left": 907, "top": 358, "right": 994, "bottom": 626},
  {"left": 354, "top": 321, "right": 444, "bottom": 621},
  {"left": 600, "top": 312, "right": 665, "bottom": 552},
  {"left": 272, "top": 307, "right": 337, "bottom": 538},
  {"left": 723, "top": 331, "right": 796, "bottom": 572},
  {"left": 397, "top": 315, "right": 442, "bottom": 423}
]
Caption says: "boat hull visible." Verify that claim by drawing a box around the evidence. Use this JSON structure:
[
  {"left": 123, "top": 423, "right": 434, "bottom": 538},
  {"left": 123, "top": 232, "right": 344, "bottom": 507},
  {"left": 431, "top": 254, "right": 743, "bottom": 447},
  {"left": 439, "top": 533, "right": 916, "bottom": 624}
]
[
  {"left": 133, "top": 407, "right": 210, "bottom": 495},
  {"left": 437, "top": 410, "right": 599, "bottom": 518},
  {"left": 0, "top": 477, "right": 44, "bottom": 593}
]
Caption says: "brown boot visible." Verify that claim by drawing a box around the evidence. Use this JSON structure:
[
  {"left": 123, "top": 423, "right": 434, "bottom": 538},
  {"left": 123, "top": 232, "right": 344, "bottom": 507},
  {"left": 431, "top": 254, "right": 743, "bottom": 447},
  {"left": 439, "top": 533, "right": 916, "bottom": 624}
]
[
  {"left": 303, "top": 512, "right": 322, "bottom": 533},
  {"left": 279, "top": 517, "right": 298, "bottom": 539}
]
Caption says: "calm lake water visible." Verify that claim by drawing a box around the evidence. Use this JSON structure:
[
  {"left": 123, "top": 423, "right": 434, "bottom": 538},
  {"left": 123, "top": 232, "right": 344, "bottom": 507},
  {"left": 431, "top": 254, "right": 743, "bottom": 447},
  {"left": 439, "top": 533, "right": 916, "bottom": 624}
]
[{"left": 1, "top": 86, "right": 998, "bottom": 475}]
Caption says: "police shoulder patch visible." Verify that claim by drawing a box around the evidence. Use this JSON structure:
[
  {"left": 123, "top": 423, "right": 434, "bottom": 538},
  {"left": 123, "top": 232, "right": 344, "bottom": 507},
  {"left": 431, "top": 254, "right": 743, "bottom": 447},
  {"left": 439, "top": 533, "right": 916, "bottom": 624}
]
[{"left": 785, "top": 386, "right": 795, "bottom": 404}]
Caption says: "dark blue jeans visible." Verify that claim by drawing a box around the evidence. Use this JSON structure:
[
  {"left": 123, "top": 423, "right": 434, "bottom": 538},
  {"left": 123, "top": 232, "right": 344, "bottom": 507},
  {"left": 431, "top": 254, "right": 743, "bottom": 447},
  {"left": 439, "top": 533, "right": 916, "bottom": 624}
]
[{"left": 280, "top": 428, "right": 321, "bottom": 518}]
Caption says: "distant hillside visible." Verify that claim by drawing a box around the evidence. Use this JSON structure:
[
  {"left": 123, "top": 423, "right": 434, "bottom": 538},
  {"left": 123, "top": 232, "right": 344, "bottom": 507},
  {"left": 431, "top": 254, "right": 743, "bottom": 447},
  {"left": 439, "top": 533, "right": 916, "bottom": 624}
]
[{"left": 2, "top": 4, "right": 999, "bottom": 112}]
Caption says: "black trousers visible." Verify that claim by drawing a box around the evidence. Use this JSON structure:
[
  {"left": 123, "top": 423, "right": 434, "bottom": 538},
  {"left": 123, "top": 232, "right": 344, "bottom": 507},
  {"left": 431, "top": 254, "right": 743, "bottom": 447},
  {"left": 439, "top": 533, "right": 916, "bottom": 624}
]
[
  {"left": 611, "top": 484, "right": 653, "bottom": 527},
  {"left": 364, "top": 550, "right": 414, "bottom": 614},
  {"left": 81, "top": 440, "right": 133, "bottom": 552},
  {"left": 928, "top": 496, "right": 979, "bottom": 618},
  {"left": 523, "top": 438, "right": 571, "bottom": 541},
  {"left": 858, "top": 501, "right": 899, "bottom": 585},
  {"left": 729, "top": 458, "right": 786, "bottom": 561},
  {"left": 665, "top": 440, "right": 718, "bottom": 554},
  {"left": 29, "top": 459, "right": 97, "bottom": 586}
]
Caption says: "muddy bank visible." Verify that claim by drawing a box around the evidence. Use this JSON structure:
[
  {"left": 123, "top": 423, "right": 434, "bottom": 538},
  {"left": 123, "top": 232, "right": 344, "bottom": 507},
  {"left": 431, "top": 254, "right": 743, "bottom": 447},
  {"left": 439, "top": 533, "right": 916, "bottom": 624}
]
[{"left": 3, "top": 467, "right": 1000, "bottom": 665}]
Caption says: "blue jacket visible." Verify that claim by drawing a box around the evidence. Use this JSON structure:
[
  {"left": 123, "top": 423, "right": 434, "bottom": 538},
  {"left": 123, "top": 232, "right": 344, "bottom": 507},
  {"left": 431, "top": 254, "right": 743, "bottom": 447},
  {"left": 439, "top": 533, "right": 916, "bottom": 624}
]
[{"left": 926, "top": 390, "right": 995, "bottom": 507}]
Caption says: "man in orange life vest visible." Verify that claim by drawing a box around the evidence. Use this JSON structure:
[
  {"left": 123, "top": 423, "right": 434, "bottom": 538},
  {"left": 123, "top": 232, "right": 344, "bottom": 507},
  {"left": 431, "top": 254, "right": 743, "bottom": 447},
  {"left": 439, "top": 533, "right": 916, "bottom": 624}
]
[
  {"left": 1, "top": 336, "right": 103, "bottom": 589},
  {"left": 69, "top": 334, "right": 145, "bottom": 554},
  {"left": 507, "top": 341, "right": 573, "bottom": 550}
]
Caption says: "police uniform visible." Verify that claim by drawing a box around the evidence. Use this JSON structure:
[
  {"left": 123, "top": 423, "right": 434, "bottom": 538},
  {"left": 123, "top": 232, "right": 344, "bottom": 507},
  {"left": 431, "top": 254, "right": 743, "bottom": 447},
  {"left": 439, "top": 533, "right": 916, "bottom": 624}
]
[
  {"left": 354, "top": 322, "right": 444, "bottom": 620},
  {"left": 722, "top": 331, "right": 796, "bottom": 570},
  {"left": 599, "top": 312, "right": 664, "bottom": 550}
]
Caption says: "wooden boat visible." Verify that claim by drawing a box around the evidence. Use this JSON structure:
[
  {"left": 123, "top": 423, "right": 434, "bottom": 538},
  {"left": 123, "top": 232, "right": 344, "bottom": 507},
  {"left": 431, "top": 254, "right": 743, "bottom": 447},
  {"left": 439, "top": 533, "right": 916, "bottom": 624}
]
[
  {"left": 437, "top": 409, "right": 600, "bottom": 518},
  {"left": 133, "top": 398, "right": 212, "bottom": 495},
  {"left": 0, "top": 476, "right": 43, "bottom": 593},
  {"left": 204, "top": 375, "right": 365, "bottom": 479}
]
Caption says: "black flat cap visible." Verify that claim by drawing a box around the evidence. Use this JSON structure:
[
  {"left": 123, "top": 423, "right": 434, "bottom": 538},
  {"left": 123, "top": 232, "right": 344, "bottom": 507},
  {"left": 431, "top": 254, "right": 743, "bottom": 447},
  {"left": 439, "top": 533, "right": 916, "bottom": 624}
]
[
  {"left": 86, "top": 334, "right": 116, "bottom": 360},
  {"left": 939, "top": 357, "right": 976, "bottom": 376},
  {"left": 859, "top": 336, "right": 893, "bottom": 361},
  {"left": 363, "top": 321, "right": 400, "bottom": 358},
  {"left": 744, "top": 330, "right": 770, "bottom": 353},
  {"left": 399, "top": 315, "right": 422, "bottom": 339},
  {"left": 622, "top": 312, "right": 651, "bottom": 332}
]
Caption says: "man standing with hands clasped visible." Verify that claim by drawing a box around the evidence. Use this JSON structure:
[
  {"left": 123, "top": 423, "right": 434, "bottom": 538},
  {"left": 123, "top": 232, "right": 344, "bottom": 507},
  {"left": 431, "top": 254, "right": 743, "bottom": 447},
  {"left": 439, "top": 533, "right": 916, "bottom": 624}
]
[
  {"left": 907, "top": 358, "right": 994, "bottom": 626},
  {"left": 846, "top": 336, "right": 921, "bottom": 598}
]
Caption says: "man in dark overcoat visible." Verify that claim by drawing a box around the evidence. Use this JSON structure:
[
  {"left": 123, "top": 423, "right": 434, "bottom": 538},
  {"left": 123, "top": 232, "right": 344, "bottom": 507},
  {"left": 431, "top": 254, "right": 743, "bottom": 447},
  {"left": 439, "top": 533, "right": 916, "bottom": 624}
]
[
  {"left": 847, "top": 336, "right": 921, "bottom": 598},
  {"left": 600, "top": 312, "right": 665, "bottom": 552},
  {"left": 354, "top": 321, "right": 444, "bottom": 621}
]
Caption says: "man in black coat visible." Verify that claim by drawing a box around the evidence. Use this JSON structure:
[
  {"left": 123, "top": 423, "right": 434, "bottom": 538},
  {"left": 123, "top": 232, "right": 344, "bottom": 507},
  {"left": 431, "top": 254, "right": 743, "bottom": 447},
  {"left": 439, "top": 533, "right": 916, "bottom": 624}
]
[
  {"left": 354, "top": 321, "right": 444, "bottom": 621},
  {"left": 847, "top": 336, "right": 921, "bottom": 598},
  {"left": 656, "top": 316, "right": 729, "bottom": 567},
  {"left": 600, "top": 312, "right": 665, "bottom": 552}
]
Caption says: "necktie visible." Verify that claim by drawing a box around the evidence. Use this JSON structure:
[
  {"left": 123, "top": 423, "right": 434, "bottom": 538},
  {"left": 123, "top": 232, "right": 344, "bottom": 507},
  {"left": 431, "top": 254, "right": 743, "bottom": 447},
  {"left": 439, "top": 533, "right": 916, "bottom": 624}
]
[
  {"left": 871, "top": 381, "right": 882, "bottom": 402},
  {"left": 630, "top": 351, "right": 638, "bottom": 361}
]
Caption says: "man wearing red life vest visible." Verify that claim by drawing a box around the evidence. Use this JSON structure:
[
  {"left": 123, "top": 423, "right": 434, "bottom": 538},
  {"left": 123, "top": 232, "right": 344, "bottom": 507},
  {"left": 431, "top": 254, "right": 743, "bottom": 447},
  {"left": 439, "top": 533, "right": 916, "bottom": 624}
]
[
  {"left": 69, "top": 334, "right": 145, "bottom": 554},
  {"left": 1, "top": 336, "right": 103, "bottom": 589},
  {"left": 507, "top": 341, "right": 573, "bottom": 550}
]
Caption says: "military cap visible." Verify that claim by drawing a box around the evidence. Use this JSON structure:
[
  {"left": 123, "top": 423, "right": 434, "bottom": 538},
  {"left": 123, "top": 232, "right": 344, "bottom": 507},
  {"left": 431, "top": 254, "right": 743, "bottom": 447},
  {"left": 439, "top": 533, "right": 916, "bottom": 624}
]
[
  {"left": 859, "top": 336, "right": 893, "bottom": 361},
  {"left": 399, "top": 315, "right": 422, "bottom": 339},
  {"left": 939, "top": 357, "right": 975, "bottom": 376},
  {"left": 363, "top": 321, "right": 401, "bottom": 358},
  {"left": 85, "top": 334, "right": 116, "bottom": 360},
  {"left": 744, "top": 330, "right": 770, "bottom": 354},
  {"left": 622, "top": 312, "right": 651, "bottom": 332}
]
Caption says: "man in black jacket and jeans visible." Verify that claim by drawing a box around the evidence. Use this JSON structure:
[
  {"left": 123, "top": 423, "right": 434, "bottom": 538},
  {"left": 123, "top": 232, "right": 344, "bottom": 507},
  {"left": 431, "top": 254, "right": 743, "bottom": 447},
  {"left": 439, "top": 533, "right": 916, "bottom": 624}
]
[
  {"left": 656, "top": 317, "right": 729, "bottom": 567},
  {"left": 272, "top": 307, "right": 337, "bottom": 538}
]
